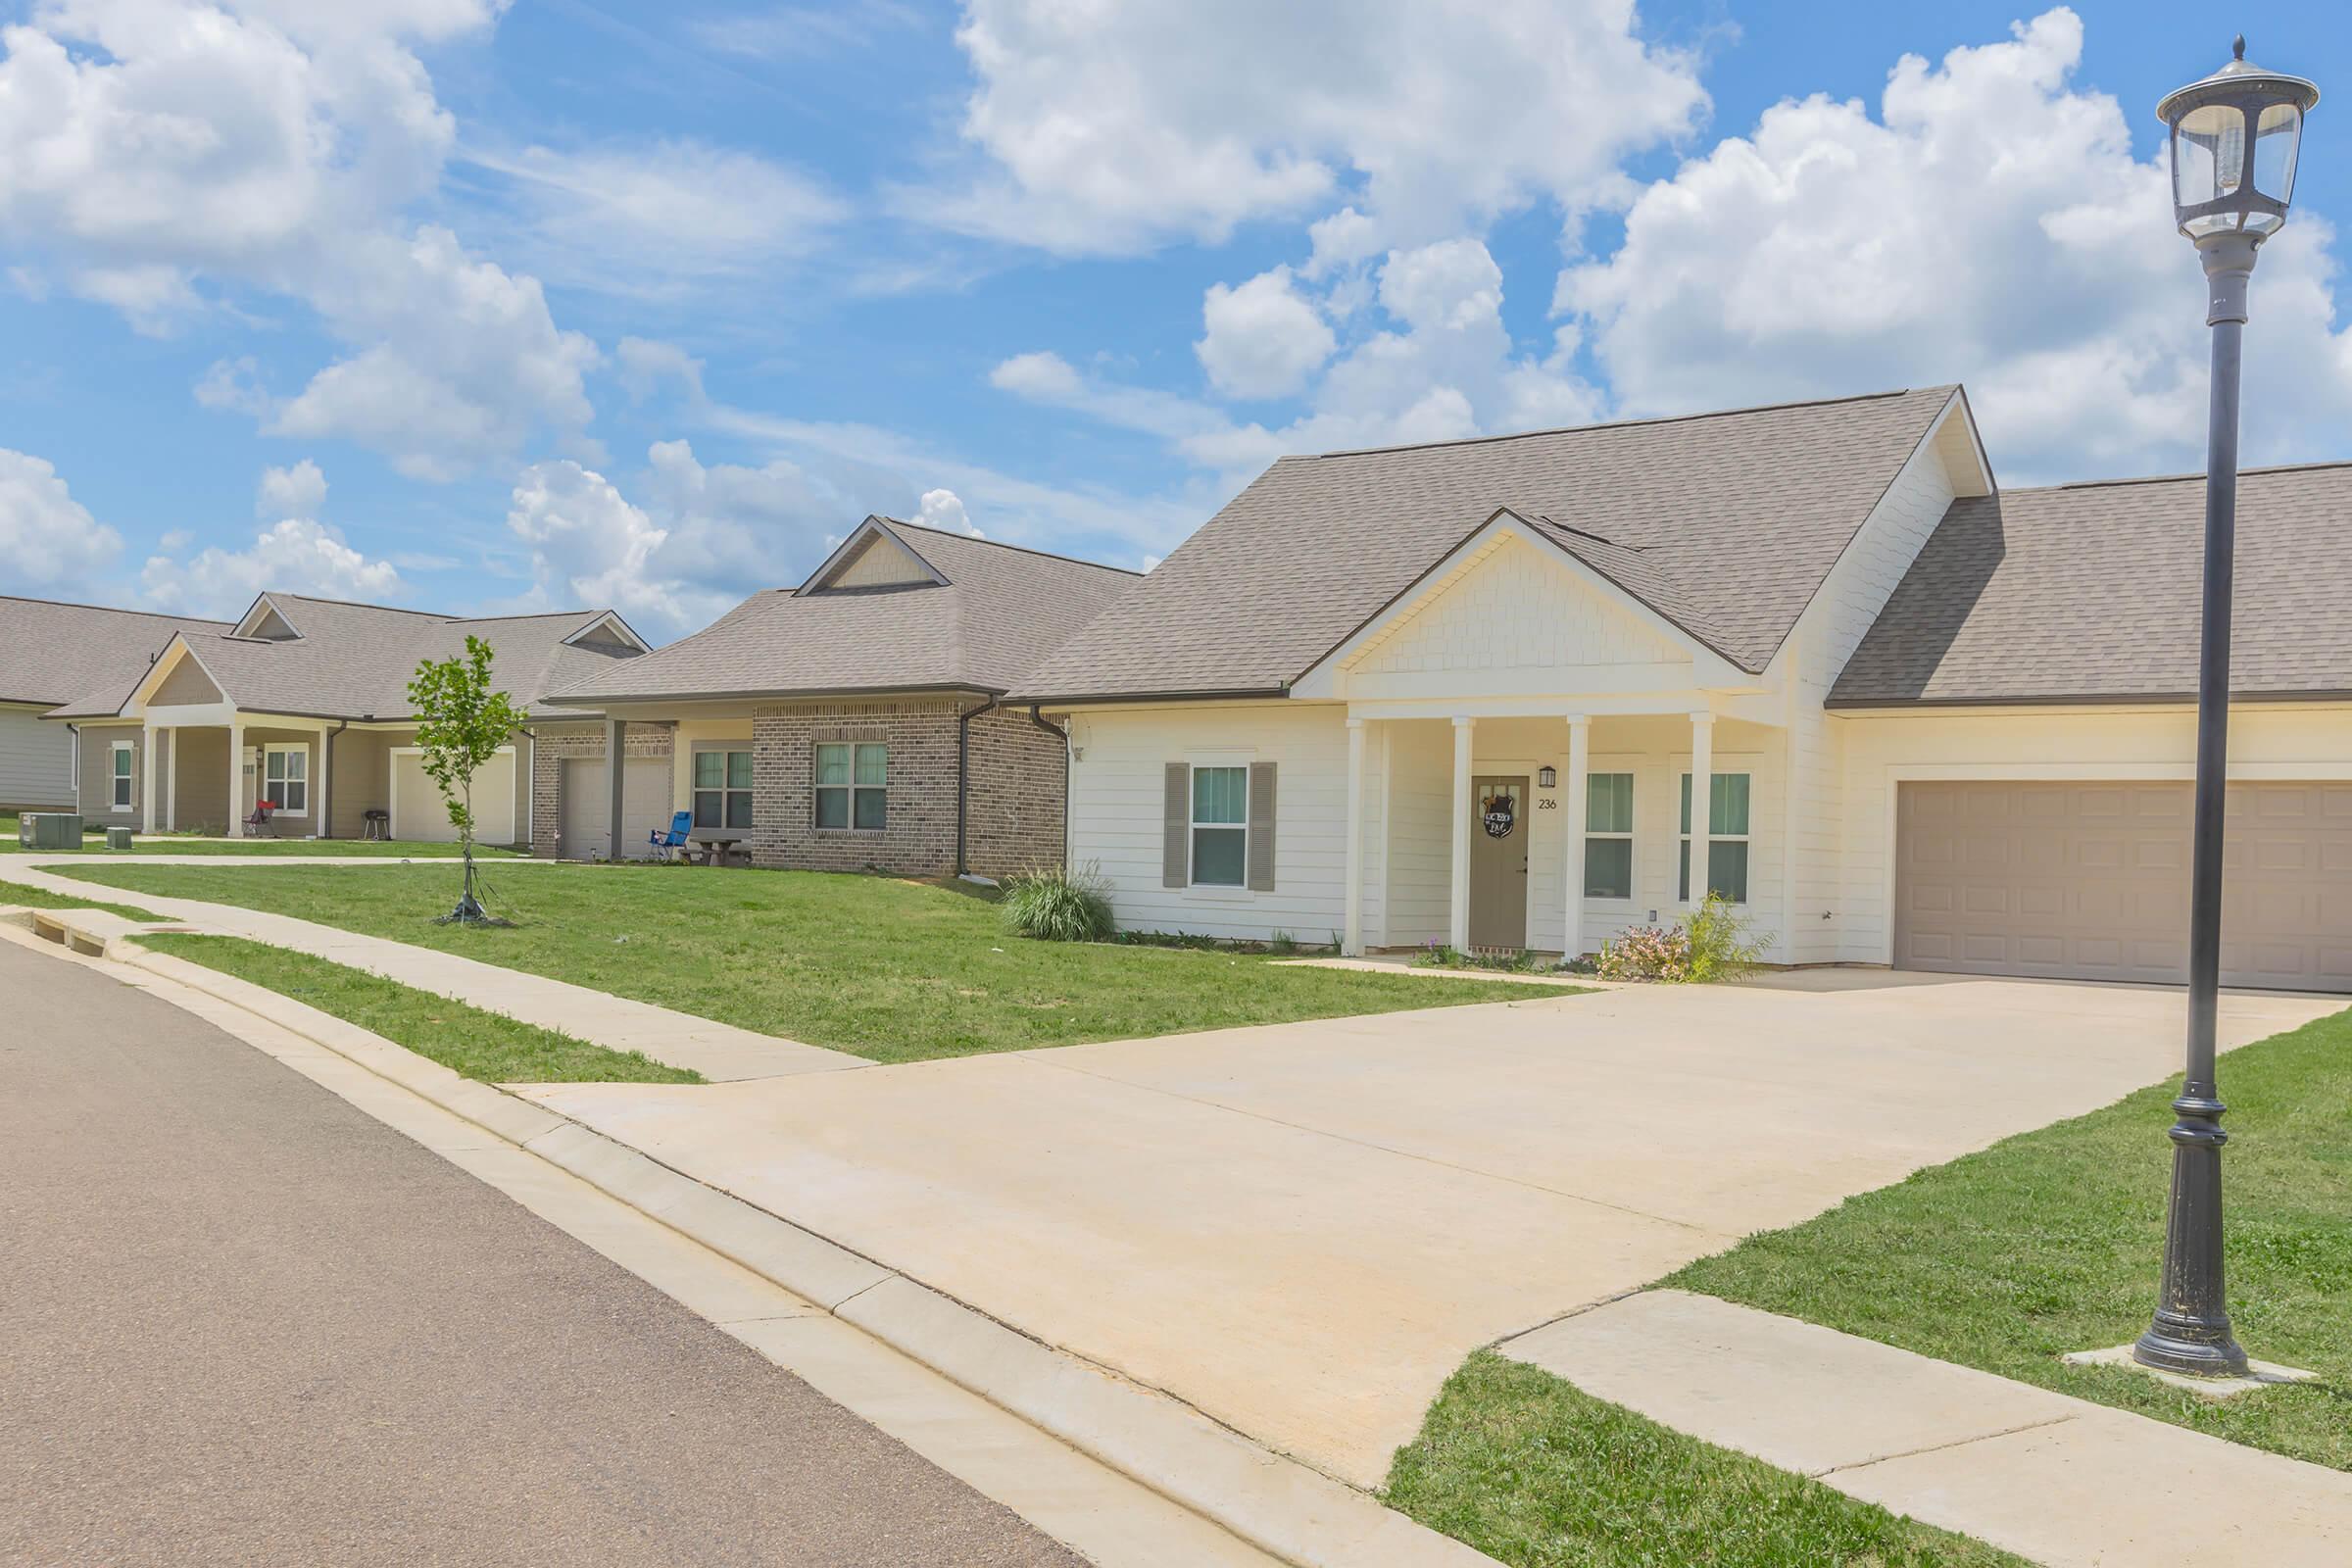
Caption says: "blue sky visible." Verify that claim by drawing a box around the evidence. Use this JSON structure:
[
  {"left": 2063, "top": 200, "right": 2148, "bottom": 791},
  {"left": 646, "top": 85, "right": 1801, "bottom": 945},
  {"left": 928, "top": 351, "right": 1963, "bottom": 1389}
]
[{"left": 4, "top": 1, "right": 2349, "bottom": 640}]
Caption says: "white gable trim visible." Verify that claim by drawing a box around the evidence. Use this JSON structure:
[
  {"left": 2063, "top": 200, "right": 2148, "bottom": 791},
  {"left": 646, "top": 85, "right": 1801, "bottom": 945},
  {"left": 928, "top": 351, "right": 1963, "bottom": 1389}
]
[
  {"left": 561, "top": 610, "right": 653, "bottom": 652},
  {"left": 232, "top": 593, "right": 304, "bottom": 640},
  {"left": 1292, "top": 508, "right": 1747, "bottom": 700},
  {"left": 799, "top": 516, "right": 950, "bottom": 594},
  {"left": 123, "top": 635, "right": 238, "bottom": 718}
]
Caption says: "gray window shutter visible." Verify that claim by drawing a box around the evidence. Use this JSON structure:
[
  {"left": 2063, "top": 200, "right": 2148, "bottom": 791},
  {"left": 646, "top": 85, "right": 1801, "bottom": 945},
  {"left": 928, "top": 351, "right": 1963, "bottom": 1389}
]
[
  {"left": 1248, "top": 760, "right": 1277, "bottom": 892},
  {"left": 1162, "top": 763, "right": 1189, "bottom": 888}
]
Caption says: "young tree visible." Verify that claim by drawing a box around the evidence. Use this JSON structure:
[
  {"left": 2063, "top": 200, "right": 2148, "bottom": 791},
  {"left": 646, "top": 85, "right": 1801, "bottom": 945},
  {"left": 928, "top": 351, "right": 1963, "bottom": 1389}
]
[{"left": 408, "top": 635, "right": 525, "bottom": 925}]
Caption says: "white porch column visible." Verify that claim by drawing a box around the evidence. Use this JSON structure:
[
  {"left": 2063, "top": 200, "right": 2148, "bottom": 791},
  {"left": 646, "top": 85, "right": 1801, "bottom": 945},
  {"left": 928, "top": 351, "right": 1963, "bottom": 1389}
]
[
  {"left": 317, "top": 721, "right": 333, "bottom": 841},
  {"left": 227, "top": 721, "right": 245, "bottom": 838},
  {"left": 1344, "top": 717, "right": 1367, "bottom": 956},
  {"left": 1448, "top": 715, "right": 1475, "bottom": 950},
  {"left": 167, "top": 728, "right": 178, "bottom": 832},
  {"left": 139, "top": 724, "right": 157, "bottom": 834},
  {"left": 1688, "top": 710, "right": 1714, "bottom": 906},
  {"left": 1562, "top": 716, "right": 1590, "bottom": 960}
]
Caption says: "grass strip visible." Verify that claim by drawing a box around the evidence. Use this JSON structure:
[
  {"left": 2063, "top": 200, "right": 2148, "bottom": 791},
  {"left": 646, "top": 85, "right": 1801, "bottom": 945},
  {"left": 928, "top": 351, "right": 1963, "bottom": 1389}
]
[
  {"left": 1668, "top": 1006, "right": 2352, "bottom": 1470},
  {"left": 65, "top": 863, "right": 1582, "bottom": 1064},
  {"left": 0, "top": 876, "right": 169, "bottom": 923},
  {"left": 1386, "top": 1350, "right": 2025, "bottom": 1567},
  {"left": 140, "top": 933, "right": 701, "bottom": 1085}
]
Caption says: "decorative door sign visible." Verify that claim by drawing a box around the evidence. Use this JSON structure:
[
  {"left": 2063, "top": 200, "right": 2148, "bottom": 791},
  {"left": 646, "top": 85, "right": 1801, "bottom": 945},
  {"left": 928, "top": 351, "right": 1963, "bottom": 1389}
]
[{"left": 1482, "top": 791, "right": 1517, "bottom": 839}]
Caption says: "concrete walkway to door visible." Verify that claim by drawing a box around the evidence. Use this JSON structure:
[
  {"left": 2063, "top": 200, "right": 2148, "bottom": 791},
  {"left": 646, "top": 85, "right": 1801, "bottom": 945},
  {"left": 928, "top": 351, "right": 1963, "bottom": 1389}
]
[{"left": 516, "top": 971, "right": 2341, "bottom": 1490}]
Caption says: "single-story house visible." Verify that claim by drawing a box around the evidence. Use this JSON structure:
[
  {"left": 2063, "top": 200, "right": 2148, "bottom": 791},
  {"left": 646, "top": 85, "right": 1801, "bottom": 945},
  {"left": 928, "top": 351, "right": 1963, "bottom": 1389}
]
[
  {"left": 0, "top": 597, "right": 231, "bottom": 811},
  {"left": 1014, "top": 384, "right": 2352, "bottom": 993},
  {"left": 44, "top": 592, "right": 651, "bottom": 844},
  {"left": 535, "top": 515, "right": 1139, "bottom": 875}
]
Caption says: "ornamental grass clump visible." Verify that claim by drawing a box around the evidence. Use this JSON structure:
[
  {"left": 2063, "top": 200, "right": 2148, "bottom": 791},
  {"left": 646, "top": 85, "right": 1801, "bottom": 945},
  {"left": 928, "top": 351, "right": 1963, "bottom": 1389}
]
[{"left": 1000, "top": 860, "right": 1115, "bottom": 943}]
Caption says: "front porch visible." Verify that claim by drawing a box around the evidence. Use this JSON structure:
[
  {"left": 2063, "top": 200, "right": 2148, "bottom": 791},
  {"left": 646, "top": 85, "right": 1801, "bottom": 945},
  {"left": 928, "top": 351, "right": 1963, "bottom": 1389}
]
[{"left": 1339, "top": 708, "right": 1783, "bottom": 959}]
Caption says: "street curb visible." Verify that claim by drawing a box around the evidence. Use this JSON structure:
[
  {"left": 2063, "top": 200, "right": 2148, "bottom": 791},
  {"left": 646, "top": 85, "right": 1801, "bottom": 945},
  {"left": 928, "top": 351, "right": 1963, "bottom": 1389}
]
[{"left": 29, "top": 909, "right": 1497, "bottom": 1568}]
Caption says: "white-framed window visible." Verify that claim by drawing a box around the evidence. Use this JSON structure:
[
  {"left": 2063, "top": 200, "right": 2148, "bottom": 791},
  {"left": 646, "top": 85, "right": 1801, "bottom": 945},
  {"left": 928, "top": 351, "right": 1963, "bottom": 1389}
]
[
  {"left": 693, "top": 749, "right": 754, "bottom": 830},
  {"left": 110, "top": 740, "right": 134, "bottom": 811},
  {"left": 1584, "top": 772, "right": 1635, "bottom": 899},
  {"left": 814, "top": 742, "right": 887, "bottom": 830},
  {"left": 263, "top": 745, "right": 310, "bottom": 814},
  {"left": 1679, "top": 772, "right": 1751, "bottom": 904},
  {"left": 1190, "top": 764, "right": 1249, "bottom": 887}
]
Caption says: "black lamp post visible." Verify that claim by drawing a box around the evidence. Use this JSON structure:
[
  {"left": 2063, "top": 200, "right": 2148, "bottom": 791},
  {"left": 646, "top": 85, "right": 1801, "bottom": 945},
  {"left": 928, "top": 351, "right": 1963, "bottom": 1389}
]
[{"left": 2134, "top": 38, "right": 2319, "bottom": 1380}]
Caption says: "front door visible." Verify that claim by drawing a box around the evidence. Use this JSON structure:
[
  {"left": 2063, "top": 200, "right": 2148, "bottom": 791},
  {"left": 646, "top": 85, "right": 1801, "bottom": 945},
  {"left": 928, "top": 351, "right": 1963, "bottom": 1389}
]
[{"left": 1469, "top": 775, "right": 1529, "bottom": 950}]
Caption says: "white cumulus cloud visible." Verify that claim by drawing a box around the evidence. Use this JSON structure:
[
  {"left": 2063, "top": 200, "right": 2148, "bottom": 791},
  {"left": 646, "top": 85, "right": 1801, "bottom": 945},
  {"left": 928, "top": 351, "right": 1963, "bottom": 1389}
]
[
  {"left": 919, "top": 0, "right": 1706, "bottom": 255},
  {"left": 1560, "top": 8, "right": 2352, "bottom": 479},
  {"left": 1197, "top": 267, "right": 1335, "bottom": 400},
  {"left": 0, "top": 448, "right": 123, "bottom": 591},
  {"left": 141, "top": 517, "right": 405, "bottom": 617},
  {"left": 256, "top": 459, "right": 326, "bottom": 519}
]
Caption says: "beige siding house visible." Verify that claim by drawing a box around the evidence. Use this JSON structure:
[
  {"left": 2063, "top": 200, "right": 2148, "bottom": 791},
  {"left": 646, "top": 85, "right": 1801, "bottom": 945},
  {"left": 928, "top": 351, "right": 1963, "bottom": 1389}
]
[
  {"left": 44, "top": 593, "right": 648, "bottom": 843},
  {"left": 538, "top": 516, "right": 1138, "bottom": 877},
  {"left": 0, "top": 598, "right": 231, "bottom": 811},
  {"left": 1015, "top": 386, "right": 2352, "bottom": 993}
]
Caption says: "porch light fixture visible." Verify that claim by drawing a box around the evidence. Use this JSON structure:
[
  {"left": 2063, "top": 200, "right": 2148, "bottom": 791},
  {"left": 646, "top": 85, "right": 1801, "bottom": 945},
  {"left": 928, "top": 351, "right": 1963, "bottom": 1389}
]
[
  {"left": 1539, "top": 765, "right": 1557, "bottom": 789},
  {"left": 2132, "top": 37, "right": 2319, "bottom": 1382}
]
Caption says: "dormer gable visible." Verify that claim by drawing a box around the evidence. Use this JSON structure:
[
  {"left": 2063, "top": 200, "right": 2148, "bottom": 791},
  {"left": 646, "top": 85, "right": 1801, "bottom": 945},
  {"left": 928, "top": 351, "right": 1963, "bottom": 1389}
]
[
  {"left": 799, "top": 516, "right": 949, "bottom": 595},
  {"left": 561, "top": 610, "right": 652, "bottom": 655},
  {"left": 232, "top": 594, "right": 304, "bottom": 641}
]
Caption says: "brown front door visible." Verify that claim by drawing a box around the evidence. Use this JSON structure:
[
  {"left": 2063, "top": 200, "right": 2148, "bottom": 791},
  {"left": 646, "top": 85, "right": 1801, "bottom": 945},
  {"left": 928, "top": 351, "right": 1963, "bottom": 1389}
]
[{"left": 1470, "top": 775, "right": 1529, "bottom": 950}]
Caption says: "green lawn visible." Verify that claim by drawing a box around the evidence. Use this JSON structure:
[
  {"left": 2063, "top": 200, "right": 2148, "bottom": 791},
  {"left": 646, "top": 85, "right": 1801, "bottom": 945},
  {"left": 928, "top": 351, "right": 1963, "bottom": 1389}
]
[
  {"left": 141, "top": 934, "right": 699, "bottom": 1084},
  {"left": 0, "top": 813, "right": 522, "bottom": 858},
  {"left": 55, "top": 862, "right": 1578, "bottom": 1064},
  {"left": 1386, "top": 1350, "right": 2023, "bottom": 1568},
  {"left": 0, "top": 875, "right": 169, "bottom": 923},
  {"left": 1669, "top": 1006, "right": 2352, "bottom": 1471}
]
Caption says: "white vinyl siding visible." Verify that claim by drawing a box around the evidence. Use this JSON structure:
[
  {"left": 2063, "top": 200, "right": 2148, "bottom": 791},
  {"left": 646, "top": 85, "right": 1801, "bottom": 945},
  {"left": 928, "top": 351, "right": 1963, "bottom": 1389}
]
[{"left": 0, "top": 705, "right": 74, "bottom": 809}]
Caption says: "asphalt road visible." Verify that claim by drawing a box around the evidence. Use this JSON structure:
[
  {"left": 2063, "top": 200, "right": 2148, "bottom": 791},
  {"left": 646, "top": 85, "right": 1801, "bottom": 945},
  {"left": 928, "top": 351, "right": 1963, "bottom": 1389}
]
[{"left": 0, "top": 939, "right": 1089, "bottom": 1568}]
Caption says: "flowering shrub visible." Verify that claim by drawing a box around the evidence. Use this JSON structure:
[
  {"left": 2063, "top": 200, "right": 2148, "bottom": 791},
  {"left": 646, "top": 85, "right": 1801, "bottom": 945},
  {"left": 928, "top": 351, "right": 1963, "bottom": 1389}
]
[
  {"left": 1595, "top": 894, "right": 1770, "bottom": 983},
  {"left": 1593, "top": 923, "right": 1692, "bottom": 983}
]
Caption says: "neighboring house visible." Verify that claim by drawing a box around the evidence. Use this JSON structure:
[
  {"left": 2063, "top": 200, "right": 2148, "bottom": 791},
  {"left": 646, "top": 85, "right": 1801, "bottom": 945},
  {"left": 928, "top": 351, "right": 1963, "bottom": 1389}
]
[
  {"left": 1014, "top": 385, "right": 2352, "bottom": 993},
  {"left": 0, "top": 598, "right": 231, "bottom": 811},
  {"left": 44, "top": 592, "right": 650, "bottom": 843},
  {"left": 538, "top": 516, "right": 1139, "bottom": 875}
]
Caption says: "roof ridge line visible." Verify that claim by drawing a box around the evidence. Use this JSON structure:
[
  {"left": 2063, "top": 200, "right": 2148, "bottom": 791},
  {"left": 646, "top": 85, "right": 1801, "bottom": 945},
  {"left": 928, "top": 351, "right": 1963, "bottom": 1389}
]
[
  {"left": 0, "top": 595, "right": 231, "bottom": 624},
  {"left": 880, "top": 516, "right": 1145, "bottom": 576},
  {"left": 2032, "top": 457, "right": 2352, "bottom": 493},
  {"left": 1294, "top": 386, "right": 1941, "bottom": 463}
]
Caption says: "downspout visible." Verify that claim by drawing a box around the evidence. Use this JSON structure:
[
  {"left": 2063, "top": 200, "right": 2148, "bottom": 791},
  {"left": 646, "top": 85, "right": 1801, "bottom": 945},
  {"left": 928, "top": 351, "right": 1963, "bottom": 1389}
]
[
  {"left": 1026, "top": 706, "right": 1070, "bottom": 869},
  {"left": 320, "top": 720, "right": 349, "bottom": 838},
  {"left": 955, "top": 697, "right": 1000, "bottom": 876},
  {"left": 516, "top": 725, "right": 536, "bottom": 854}
]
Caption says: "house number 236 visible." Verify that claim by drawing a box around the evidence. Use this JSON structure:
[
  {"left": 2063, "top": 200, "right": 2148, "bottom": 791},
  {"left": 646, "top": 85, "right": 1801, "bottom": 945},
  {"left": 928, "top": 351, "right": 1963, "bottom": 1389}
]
[{"left": 1536, "top": 797, "right": 1558, "bottom": 809}]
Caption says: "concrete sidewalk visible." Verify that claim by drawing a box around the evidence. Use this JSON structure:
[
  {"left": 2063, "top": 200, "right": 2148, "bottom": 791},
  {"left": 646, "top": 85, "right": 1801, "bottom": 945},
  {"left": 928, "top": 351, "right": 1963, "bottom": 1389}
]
[
  {"left": 1505, "top": 1291, "right": 2350, "bottom": 1567},
  {"left": 0, "top": 864, "right": 860, "bottom": 1082}
]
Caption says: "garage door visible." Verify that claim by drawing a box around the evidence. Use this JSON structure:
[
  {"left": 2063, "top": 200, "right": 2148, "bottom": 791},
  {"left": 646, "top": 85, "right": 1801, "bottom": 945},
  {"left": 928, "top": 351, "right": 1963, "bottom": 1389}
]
[
  {"left": 559, "top": 756, "right": 671, "bottom": 860},
  {"left": 391, "top": 749, "right": 516, "bottom": 845},
  {"left": 1895, "top": 780, "right": 2352, "bottom": 992}
]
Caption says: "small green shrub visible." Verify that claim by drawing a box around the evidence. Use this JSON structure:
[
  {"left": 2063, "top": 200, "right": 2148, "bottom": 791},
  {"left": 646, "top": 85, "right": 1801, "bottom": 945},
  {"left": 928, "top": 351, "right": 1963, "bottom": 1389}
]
[
  {"left": 1000, "top": 860, "right": 1115, "bottom": 943},
  {"left": 1685, "top": 892, "right": 1771, "bottom": 982},
  {"left": 1595, "top": 895, "right": 1771, "bottom": 983}
]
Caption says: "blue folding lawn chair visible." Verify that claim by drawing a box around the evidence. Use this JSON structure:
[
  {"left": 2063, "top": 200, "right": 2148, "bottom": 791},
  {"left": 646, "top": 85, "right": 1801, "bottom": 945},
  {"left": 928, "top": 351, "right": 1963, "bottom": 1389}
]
[{"left": 648, "top": 809, "right": 693, "bottom": 861}]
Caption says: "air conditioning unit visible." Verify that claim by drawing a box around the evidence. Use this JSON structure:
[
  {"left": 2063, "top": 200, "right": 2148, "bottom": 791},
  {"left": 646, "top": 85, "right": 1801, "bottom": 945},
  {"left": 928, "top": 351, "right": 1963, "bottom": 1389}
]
[{"left": 19, "top": 812, "right": 83, "bottom": 849}]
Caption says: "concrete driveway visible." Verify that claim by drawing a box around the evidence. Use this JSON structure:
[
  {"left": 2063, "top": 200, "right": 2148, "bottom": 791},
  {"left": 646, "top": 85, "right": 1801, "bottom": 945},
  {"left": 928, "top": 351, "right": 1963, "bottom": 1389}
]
[{"left": 519, "top": 974, "right": 2340, "bottom": 1490}]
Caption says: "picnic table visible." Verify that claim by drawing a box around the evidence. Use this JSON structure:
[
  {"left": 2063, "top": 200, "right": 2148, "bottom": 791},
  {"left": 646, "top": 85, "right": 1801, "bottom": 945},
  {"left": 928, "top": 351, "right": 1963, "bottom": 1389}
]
[{"left": 686, "top": 830, "right": 750, "bottom": 867}]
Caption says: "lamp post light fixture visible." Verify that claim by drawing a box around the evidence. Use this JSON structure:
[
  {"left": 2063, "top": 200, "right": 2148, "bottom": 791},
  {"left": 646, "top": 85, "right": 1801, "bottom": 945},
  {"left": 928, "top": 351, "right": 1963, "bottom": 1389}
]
[{"left": 2133, "top": 38, "right": 2319, "bottom": 1380}]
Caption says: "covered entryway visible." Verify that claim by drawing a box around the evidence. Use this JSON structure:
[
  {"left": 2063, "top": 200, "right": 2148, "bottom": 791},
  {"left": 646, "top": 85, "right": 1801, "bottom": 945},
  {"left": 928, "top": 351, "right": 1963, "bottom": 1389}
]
[
  {"left": 560, "top": 756, "right": 669, "bottom": 860},
  {"left": 1894, "top": 780, "right": 2352, "bottom": 991},
  {"left": 392, "top": 747, "right": 516, "bottom": 845}
]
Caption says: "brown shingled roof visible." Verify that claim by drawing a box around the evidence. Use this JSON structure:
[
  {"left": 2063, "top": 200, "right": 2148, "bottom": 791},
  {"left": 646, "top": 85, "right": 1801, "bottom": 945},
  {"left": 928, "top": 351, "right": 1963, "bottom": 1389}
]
[
  {"left": 548, "top": 519, "right": 1141, "bottom": 704},
  {"left": 1831, "top": 463, "right": 2352, "bottom": 706},
  {"left": 0, "top": 597, "right": 229, "bottom": 708},
  {"left": 1013, "top": 386, "right": 1959, "bottom": 702}
]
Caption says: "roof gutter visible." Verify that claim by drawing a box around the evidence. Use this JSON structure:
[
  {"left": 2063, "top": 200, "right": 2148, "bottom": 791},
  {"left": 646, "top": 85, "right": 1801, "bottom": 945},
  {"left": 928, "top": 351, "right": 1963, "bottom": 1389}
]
[
  {"left": 548, "top": 681, "right": 1003, "bottom": 708},
  {"left": 1007, "top": 686, "right": 1290, "bottom": 710},
  {"left": 1825, "top": 688, "right": 2352, "bottom": 711}
]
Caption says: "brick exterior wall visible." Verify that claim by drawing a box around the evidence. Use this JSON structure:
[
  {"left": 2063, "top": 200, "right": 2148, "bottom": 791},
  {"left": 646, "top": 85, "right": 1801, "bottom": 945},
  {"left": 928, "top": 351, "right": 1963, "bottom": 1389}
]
[
  {"left": 527, "top": 719, "right": 674, "bottom": 858},
  {"left": 747, "top": 697, "right": 1067, "bottom": 879},
  {"left": 531, "top": 700, "right": 1070, "bottom": 877}
]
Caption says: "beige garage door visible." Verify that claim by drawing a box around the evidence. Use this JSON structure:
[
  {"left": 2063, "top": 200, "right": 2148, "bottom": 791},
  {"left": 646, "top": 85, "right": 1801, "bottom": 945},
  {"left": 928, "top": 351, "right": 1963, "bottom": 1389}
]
[
  {"left": 391, "top": 749, "right": 516, "bottom": 845},
  {"left": 1895, "top": 780, "right": 2352, "bottom": 992},
  {"left": 559, "top": 756, "right": 670, "bottom": 860}
]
